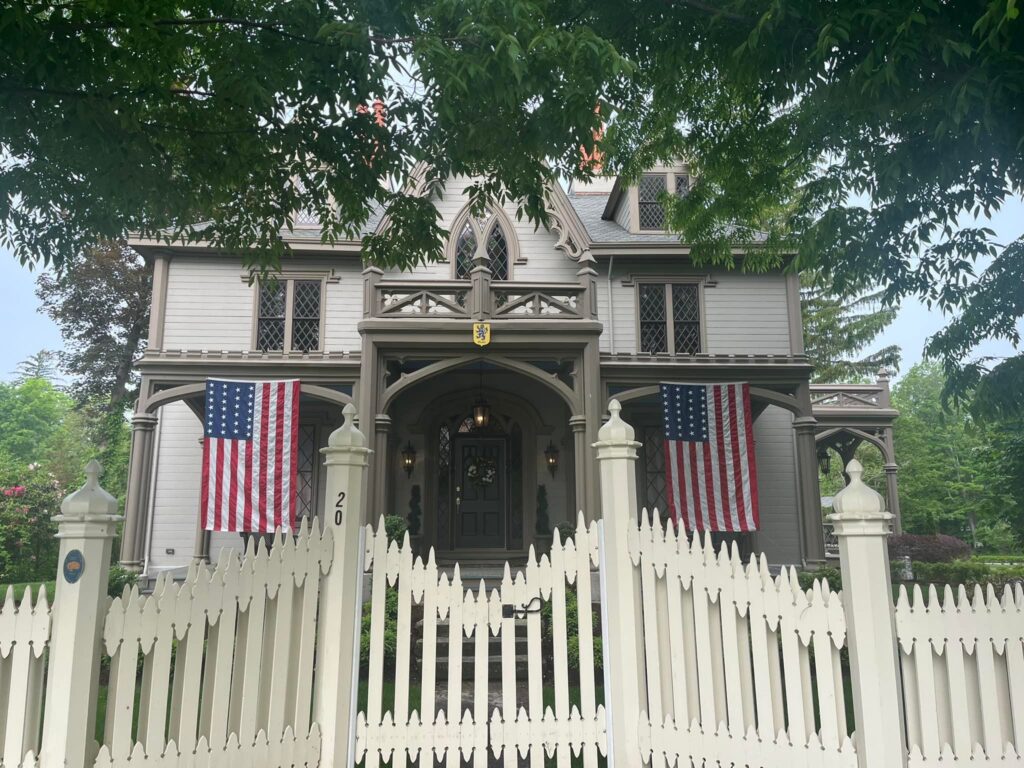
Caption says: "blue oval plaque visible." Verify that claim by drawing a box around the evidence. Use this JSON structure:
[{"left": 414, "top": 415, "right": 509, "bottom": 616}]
[{"left": 63, "top": 550, "right": 85, "bottom": 584}]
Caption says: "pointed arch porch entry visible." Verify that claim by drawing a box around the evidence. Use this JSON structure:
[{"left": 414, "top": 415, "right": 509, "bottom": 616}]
[{"left": 393, "top": 382, "right": 572, "bottom": 561}]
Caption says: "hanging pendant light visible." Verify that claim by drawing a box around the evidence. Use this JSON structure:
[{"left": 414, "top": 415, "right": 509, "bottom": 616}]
[{"left": 473, "top": 361, "right": 491, "bottom": 428}]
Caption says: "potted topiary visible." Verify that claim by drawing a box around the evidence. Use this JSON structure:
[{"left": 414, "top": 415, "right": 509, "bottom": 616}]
[
  {"left": 535, "top": 484, "right": 553, "bottom": 553},
  {"left": 407, "top": 484, "right": 423, "bottom": 553}
]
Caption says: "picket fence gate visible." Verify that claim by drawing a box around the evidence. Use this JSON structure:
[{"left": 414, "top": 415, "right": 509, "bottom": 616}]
[
  {"left": 1, "top": 401, "right": 1023, "bottom": 768},
  {"left": 355, "top": 514, "right": 605, "bottom": 768}
]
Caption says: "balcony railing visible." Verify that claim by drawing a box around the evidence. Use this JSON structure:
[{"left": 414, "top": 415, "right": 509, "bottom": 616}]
[
  {"left": 365, "top": 268, "right": 595, "bottom": 321},
  {"left": 376, "top": 281, "right": 471, "bottom": 317},
  {"left": 810, "top": 378, "right": 892, "bottom": 411}
]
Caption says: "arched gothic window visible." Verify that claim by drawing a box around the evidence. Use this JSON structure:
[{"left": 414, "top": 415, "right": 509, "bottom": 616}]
[
  {"left": 454, "top": 223, "right": 476, "bottom": 279},
  {"left": 486, "top": 224, "right": 510, "bottom": 280},
  {"left": 452, "top": 208, "right": 514, "bottom": 280}
]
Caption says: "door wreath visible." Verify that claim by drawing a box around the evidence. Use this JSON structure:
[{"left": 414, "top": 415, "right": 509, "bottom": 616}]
[{"left": 465, "top": 455, "right": 498, "bottom": 487}]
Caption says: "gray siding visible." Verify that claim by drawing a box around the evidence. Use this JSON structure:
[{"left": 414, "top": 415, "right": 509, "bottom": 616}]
[
  {"left": 751, "top": 405, "right": 802, "bottom": 565},
  {"left": 163, "top": 259, "right": 253, "bottom": 349},
  {"left": 147, "top": 401, "right": 203, "bottom": 570},
  {"left": 613, "top": 192, "right": 631, "bottom": 231},
  {"left": 597, "top": 267, "right": 793, "bottom": 356},
  {"left": 162, "top": 257, "right": 363, "bottom": 353}
]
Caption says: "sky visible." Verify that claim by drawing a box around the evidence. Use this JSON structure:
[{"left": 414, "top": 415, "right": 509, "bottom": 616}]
[{"left": 0, "top": 199, "right": 1021, "bottom": 383}]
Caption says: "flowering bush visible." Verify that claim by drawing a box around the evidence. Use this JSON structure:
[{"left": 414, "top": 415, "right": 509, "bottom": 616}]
[{"left": 0, "top": 464, "right": 63, "bottom": 584}]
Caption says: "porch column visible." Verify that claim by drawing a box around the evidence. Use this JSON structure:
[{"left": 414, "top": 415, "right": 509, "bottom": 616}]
[
  {"left": 580, "top": 322, "right": 602, "bottom": 519},
  {"left": 877, "top": 368, "right": 902, "bottom": 533},
  {"left": 569, "top": 415, "right": 589, "bottom": 520},
  {"left": 373, "top": 414, "right": 392, "bottom": 518},
  {"left": 357, "top": 312, "right": 381, "bottom": 524},
  {"left": 794, "top": 416, "right": 826, "bottom": 564},
  {"left": 884, "top": 462, "right": 902, "bottom": 535},
  {"left": 119, "top": 411, "right": 158, "bottom": 571}
]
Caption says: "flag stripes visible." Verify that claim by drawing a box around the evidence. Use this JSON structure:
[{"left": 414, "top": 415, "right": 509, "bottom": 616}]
[
  {"left": 661, "top": 382, "right": 759, "bottom": 532},
  {"left": 201, "top": 379, "right": 300, "bottom": 533}
]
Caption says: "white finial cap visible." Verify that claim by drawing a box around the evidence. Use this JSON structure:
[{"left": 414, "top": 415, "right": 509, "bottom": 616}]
[
  {"left": 328, "top": 403, "right": 367, "bottom": 448},
  {"left": 598, "top": 399, "right": 635, "bottom": 442},
  {"left": 832, "top": 459, "right": 886, "bottom": 518},
  {"left": 60, "top": 460, "right": 119, "bottom": 518}
]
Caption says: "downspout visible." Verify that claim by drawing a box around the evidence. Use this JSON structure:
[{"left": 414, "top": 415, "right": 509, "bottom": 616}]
[{"left": 606, "top": 256, "right": 616, "bottom": 355}]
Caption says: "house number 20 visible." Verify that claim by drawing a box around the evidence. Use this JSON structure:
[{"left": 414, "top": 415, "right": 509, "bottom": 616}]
[{"left": 334, "top": 491, "right": 346, "bottom": 525}]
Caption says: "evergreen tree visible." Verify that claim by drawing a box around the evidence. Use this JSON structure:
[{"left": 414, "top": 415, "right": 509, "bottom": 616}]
[
  {"left": 10, "top": 350, "right": 60, "bottom": 385},
  {"left": 801, "top": 274, "right": 900, "bottom": 383}
]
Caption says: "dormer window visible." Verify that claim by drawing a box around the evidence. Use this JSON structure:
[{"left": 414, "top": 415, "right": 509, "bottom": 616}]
[
  {"left": 451, "top": 207, "right": 515, "bottom": 280},
  {"left": 638, "top": 175, "right": 667, "bottom": 230}
]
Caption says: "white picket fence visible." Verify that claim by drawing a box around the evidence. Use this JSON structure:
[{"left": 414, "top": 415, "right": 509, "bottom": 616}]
[
  {"left": 0, "top": 402, "right": 1023, "bottom": 768},
  {"left": 0, "top": 587, "right": 50, "bottom": 767},
  {"left": 629, "top": 515, "right": 856, "bottom": 768},
  {"left": 897, "top": 583, "right": 1024, "bottom": 765},
  {"left": 97, "top": 521, "right": 332, "bottom": 766},
  {"left": 355, "top": 514, "right": 605, "bottom": 767}
]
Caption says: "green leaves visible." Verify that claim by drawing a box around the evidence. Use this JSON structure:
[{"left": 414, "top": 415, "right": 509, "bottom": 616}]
[{"left": 0, "top": 0, "right": 1020, "bottom": 412}]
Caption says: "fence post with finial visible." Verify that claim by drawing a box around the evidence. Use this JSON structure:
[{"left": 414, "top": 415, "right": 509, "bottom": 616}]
[
  {"left": 593, "top": 399, "right": 645, "bottom": 766},
  {"left": 828, "top": 458, "right": 907, "bottom": 768},
  {"left": 40, "top": 460, "right": 122, "bottom": 768},
  {"left": 314, "top": 403, "right": 372, "bottom": 768}
]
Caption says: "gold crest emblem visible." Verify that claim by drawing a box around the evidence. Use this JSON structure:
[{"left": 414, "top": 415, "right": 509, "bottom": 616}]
[{"left": 472, "top": 322, "right": 491, "bottom": 347}]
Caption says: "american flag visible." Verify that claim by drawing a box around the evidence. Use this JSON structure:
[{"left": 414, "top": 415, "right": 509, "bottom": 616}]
[
  {"left": 201, "top": 379, "right": 300, "bottom": 533},
  {"left": 660, "top": 382, "right": 759, "bottom": 532}
]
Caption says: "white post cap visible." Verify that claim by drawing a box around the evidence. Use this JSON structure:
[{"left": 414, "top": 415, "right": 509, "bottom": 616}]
[
  {"left": 597, "top": 399, "right": 635, "bottom": 443},
  {"left": 327, "top": 403, "right": 368, "bottom": 449},
  {"left": 830, "top": 459, "right": 890, "bottom": 520},
  {"left": 58, "top": 460, "right": 119, "bottom": 519}
]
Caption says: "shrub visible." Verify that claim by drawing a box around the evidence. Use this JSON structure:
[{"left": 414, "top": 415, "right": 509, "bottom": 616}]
[
  {"left": 888, "top": 533, "right": 970, "bottom": 563},
  {"left": 541, "top": 587, "right": 603, "bottom": 675},
  {"left": 797, "top": 566, "right": 842, "bottom": 592},
  {"left": 360, "top": 586, "right": 398, "bottom": 673},
  {"left": 555, "top": 521, "right": 575, "bottom": 542},
  {"left": 383, "top": 514, "right": 408, "bottom": 543},
  {"left": 107, "top": 565, "right": 138, "bottom": 598},
  {"left": 910, "top": 561, "right": 1024, "bottom": 593}
]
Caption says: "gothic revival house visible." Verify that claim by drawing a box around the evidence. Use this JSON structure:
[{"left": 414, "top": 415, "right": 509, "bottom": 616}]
[{"left": 119, "top": 164, "right": 900, "bottom": 575}]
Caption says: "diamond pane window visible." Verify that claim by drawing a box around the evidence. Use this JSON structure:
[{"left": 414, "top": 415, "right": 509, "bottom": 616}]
[
  {"left": 291, "top": 280, "right": 321, "bottom": 352},
  {"left": 296, "top": 425, "right": 316, "bottom": 519},
  {"left": 638, "top": 282, "right": 702, "bottom": 355},
  {"left": 672, "top": 283, "right": 700, "bottom": 354},
  {"left": 257, "top": 281, "right": 286, "bottom": 351},
  {"left": 455, "top": 223, "right": 476, "bottom": 279},
  {"left": 675, "top": 174, "right": 690, "bottom": 197},
  {"left": 640, "top": 425, "right": 668, "bottom": 515},
  {"left": 487, "top": 224, "right": 510, "bottom": 280},
  {"left": 437, "top": 424, "right": 451, "bottom": 547},
  {"left": 639, "top": 283, "right": 668, "bottom": 354},
  {"left": 256, "top": 277, "right": 322, "bottom": 352},
  {"left": 638, "top": 174, "right": 667, "bottom": 230}
]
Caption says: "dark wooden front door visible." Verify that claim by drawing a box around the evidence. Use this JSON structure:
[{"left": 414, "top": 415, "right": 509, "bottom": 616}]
[{"left": 454, "top": 437, "right": 507, "bottom": 549}]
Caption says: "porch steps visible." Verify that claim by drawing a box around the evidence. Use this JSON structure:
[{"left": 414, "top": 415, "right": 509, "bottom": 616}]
[{"left": 416, "top": 617, "right": 532, "bottom": 680}]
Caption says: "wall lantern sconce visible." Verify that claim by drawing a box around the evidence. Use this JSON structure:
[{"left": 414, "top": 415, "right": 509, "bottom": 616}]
[
  {"left": 817, "top": 447, "right": 831, "bottom": 476},
  {"left": 544, "top": 441, "right": 560, "bottom": 476},
  {"left": 401, "top": 442, "right": 417, "bottom": 477}
]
